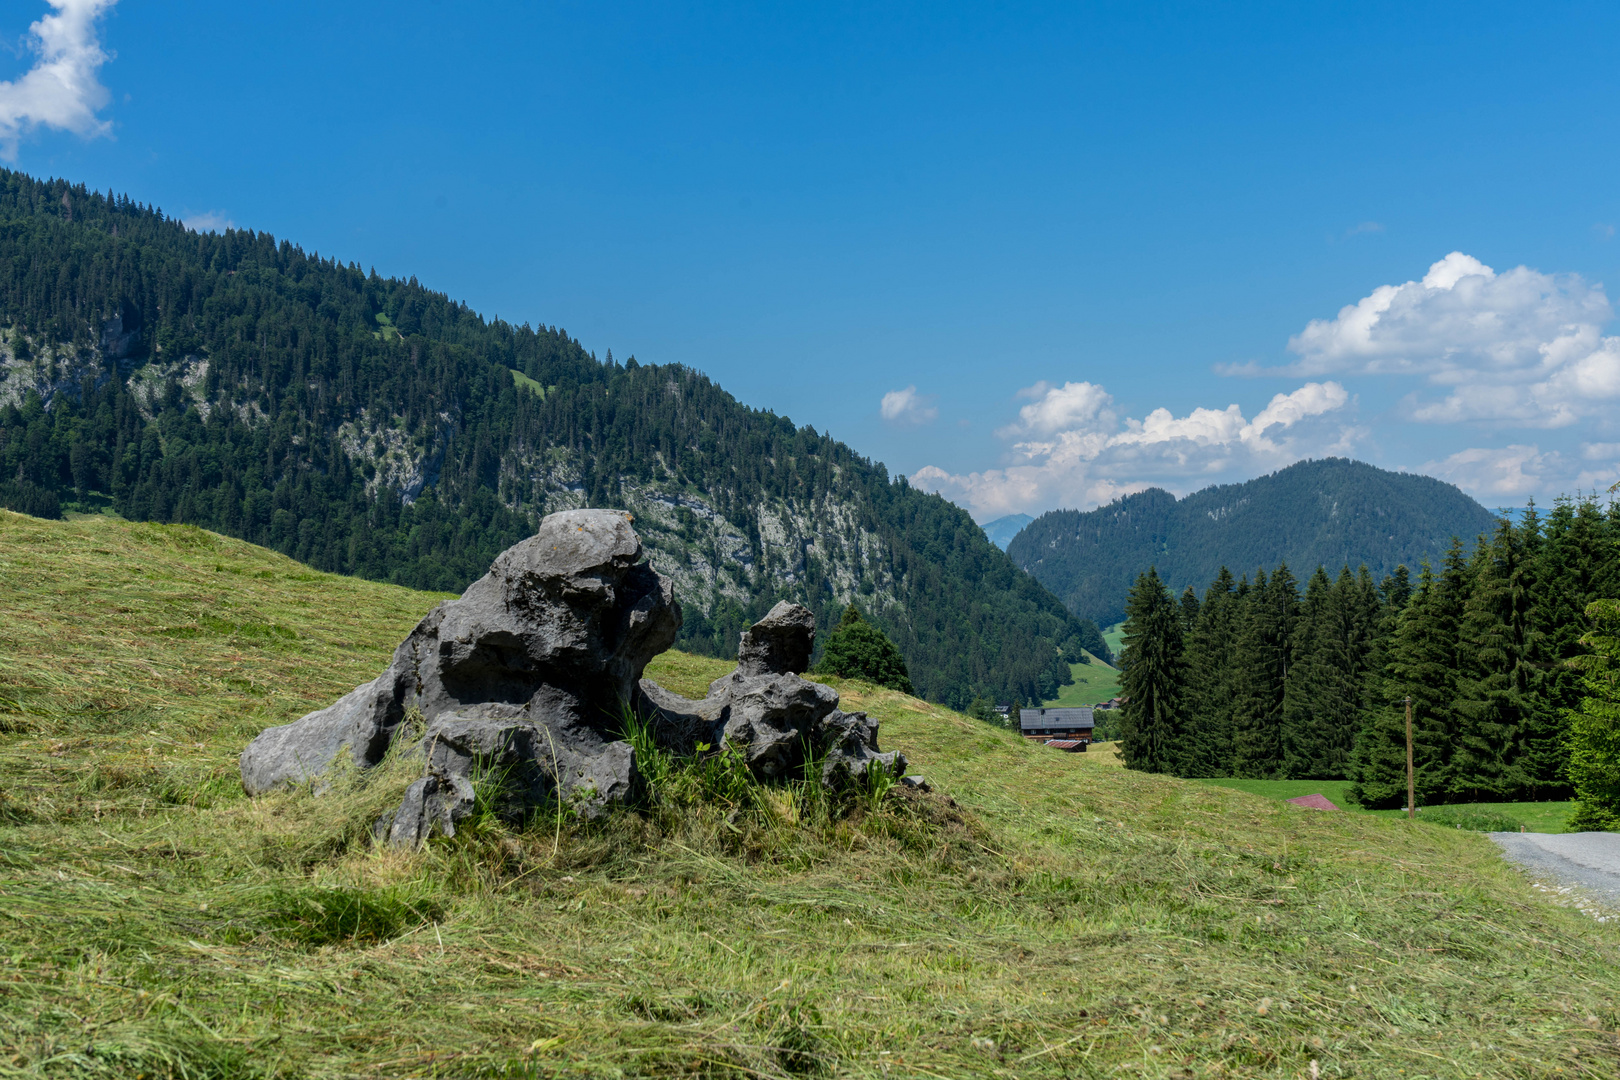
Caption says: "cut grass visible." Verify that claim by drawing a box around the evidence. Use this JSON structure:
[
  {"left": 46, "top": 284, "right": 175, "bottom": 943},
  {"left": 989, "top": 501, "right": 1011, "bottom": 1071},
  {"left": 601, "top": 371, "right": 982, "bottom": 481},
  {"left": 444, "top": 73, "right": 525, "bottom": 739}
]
[
  {"left": 4, "top": 510, "right": 1620, "bottom": 1078},
  {"left": 1198, "top": 778, "right": 1579, "bottom": 834}
]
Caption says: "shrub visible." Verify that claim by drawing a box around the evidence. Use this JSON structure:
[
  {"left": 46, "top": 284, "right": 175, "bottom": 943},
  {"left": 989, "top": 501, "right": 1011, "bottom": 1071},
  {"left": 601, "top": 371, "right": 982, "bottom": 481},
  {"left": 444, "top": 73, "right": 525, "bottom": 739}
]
[{"left": 815, "top": 605, "right": 914, "bottom": 695}]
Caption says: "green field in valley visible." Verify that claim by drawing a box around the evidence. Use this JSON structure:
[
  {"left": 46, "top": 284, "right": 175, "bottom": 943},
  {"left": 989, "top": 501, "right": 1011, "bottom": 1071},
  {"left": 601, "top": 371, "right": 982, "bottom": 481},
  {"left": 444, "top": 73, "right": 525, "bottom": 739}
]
[
  {"left": 1199, "top": 778, "right": 1578, "bottom": 834},
  {"left": 1041, "top": 651, "right": 1122, "bottom": 707},
  {"left": 2, "top": 510, "right": 1618, "bottom": 1077}
]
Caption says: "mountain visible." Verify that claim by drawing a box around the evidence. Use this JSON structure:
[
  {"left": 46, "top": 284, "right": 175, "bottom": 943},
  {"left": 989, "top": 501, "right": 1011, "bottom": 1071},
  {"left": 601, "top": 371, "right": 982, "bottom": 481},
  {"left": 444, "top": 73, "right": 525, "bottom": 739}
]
[
  {"left": 1007, "top": 458, "right": 1500, "bottom": 627},
  {"left": 980, "top": 513, "right": 1032, "bottom": 550},
  {"left": 0, "top": 170, "right": 1108, "bottom": 707}
]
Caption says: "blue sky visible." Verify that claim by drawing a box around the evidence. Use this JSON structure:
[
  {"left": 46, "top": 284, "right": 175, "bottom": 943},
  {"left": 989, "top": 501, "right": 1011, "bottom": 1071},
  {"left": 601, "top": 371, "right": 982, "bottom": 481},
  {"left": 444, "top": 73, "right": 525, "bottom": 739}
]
[{"left": 4, "top": 1, "right": 1619, "bottom": 519}]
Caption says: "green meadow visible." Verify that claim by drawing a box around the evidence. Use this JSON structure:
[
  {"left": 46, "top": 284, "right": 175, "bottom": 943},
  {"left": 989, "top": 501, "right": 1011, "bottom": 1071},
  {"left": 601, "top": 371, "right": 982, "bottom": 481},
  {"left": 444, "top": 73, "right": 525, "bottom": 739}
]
[
  {"left": 1041, "top": 653, "right": 1123, "bottom": 708},
  {"left": 1197, "top": 779, "right": 1577, "bottom": 834},
  {"left": 2, "top": 511, "right": 1618, "bottom": 1078}
]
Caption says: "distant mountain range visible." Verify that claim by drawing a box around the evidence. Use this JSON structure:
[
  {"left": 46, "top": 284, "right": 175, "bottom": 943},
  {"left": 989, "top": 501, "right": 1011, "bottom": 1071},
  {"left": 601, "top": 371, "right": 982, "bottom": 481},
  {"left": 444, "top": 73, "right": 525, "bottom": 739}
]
[
  {"left": 1007, "top": 458, "right": 1500, "bottom": 627},
  {"left": 980, "top": 513, "right": 1032, "bottom": 550}
]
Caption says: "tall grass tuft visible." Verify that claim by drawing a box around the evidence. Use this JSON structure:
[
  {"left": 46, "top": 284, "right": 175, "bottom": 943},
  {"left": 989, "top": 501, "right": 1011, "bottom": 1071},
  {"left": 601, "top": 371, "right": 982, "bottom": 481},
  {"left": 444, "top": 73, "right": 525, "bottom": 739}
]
[{"left": 251, "top": 883, "right": 445, "bottom": 947}]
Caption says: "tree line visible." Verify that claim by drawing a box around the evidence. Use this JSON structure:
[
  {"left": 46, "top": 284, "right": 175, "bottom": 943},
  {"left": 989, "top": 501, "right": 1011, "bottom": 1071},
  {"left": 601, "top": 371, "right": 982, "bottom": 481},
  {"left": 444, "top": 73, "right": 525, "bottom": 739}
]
[{"left": 1117, "top": 496, "right": 1620, "bottom": 808}]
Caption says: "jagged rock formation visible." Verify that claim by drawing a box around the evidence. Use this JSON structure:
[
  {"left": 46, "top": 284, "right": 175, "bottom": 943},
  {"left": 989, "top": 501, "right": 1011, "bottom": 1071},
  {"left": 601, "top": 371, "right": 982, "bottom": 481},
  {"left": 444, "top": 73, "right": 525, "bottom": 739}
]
[
  {"left": 239, "top": 512, "right": 906, "bottom": 847},
  {"left": 639, "top": 599, "right": 905, "bottom": 786},
  {"left": 240, "top": 508, "right": 680, "bottom": 832}
]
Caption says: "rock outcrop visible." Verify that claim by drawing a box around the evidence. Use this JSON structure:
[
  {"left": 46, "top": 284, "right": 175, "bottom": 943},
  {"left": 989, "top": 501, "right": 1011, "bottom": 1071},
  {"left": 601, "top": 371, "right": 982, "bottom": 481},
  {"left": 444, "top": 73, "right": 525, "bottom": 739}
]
[
  {"left": 240, "top": 508, "right": 680, "bottom": 828},
  {"left": 639, "top": 600, "right": 906, "bottom": 786},
  {"left": 239, "top": 515, "right": 906, "bottom": 847}
]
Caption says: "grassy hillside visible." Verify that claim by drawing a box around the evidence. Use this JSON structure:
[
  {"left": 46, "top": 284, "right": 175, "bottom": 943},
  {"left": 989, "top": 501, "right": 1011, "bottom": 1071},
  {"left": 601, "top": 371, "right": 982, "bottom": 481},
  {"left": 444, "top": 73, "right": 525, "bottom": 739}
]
[
  {"left": 1042, "top": 654, "right": 1122, "bottom": 708},
  {"left": 3, "top": 512, "right": 1620, "bottom": 1078}
]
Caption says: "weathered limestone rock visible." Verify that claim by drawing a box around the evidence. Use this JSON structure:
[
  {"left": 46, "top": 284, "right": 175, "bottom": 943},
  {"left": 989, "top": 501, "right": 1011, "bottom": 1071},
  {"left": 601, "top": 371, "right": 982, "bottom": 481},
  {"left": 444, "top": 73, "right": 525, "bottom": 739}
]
[
  {"left": 735, "top": 600, "right": 817, "bottom": 677},
  {"left": 241, "top": 516, "right": 909, "bottom": 848},
  {"left": 240, "top": 509, "right": 679, "bottom": 839},
  {"left": 640, "top": 601, "right": 906, "bottom": 786},
  {"left": 817, "top": 708, "right": 905, "bottom": 787},
  {"left": 381, "top": 773, "right": 475, "bottom": 848}
]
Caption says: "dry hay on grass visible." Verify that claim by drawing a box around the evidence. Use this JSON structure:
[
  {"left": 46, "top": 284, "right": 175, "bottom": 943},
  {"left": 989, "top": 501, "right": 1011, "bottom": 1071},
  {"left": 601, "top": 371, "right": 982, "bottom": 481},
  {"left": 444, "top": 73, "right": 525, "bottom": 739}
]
[{"left": 3, "top": 511, "right": 1620, "bottom": 1078}]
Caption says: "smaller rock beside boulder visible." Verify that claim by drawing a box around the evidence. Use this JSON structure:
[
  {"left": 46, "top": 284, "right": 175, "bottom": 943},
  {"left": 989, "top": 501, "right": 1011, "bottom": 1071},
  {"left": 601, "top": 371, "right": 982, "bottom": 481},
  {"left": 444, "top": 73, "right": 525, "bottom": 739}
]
[{"left": 639, "top": 600, "right": 906, "bottom": 787}]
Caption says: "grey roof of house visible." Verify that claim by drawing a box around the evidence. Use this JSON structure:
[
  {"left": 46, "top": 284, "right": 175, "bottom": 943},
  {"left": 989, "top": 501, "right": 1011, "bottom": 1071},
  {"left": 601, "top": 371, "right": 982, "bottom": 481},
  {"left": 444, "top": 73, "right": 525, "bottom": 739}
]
[{"left": 1019, "top": 706, "right": 1095, "bottom": 731}]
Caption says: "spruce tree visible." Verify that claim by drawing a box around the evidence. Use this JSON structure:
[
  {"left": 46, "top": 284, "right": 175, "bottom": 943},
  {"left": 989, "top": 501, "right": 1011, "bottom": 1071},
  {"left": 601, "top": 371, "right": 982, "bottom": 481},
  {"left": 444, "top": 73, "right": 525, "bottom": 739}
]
[
  {"left": 1284, "top": 566, "right": 1376, "bottom": 779},
  {"left": 1527, "top": 496, "right": 1617, "bottom": 794},
  {"left": 1119, "top": 567, "right": 1185, "bottom": 774},
  {"left": 1230, "top": 565, "right": 1298, "bottom": 778},
  {"left": 1281, "top": 567, "right": 1330, "bottom": 777},
  {"left": 1567, "top": 599, "right": 1620, "bottom": 831},
  {"left": 1181, "top": 567, "right": 1239, "bottom": 778},
  {"left": 1452, "top": 521, "right": 1534, "bottom": 800},
  {"left": 1179, "top": 587, "right": 1201, "bottom": 632},
  {"left": 1350, "top": 546, "right": 1467, "bottom": 807},
  {"left": 815, "top": 604, "right": 915, "bottom": 695}
]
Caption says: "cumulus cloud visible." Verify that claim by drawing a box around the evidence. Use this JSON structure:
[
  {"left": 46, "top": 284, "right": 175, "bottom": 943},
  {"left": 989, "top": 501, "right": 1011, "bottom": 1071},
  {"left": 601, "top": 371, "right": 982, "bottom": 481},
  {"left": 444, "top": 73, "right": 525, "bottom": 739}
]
[
  {"left": 182, "top": 210, "right": 234, "bottom": 233},
  {"left": 912, "top": 380, "right": 1354, "bottom": 519},
  {"left": 879, "top": 385, "right": 937, "bottom": 425},
  {"left": 1278, "top": 251, "right": 1620, "bottom": 426},
  {"left": 1421, "top": 442, "right": 1620, "bottom": 502},
  {"left": 1421, "top": 444, "right": 1562, "bottom": 499},
  {"left": 0, "top": 1, "right": 117, "bottom": 161}
]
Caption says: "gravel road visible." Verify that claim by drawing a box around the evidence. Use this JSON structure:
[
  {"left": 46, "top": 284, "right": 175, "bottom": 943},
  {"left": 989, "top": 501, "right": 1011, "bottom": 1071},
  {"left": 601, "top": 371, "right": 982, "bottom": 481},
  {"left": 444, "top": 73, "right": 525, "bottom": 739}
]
[{"left": 1491, "top": 831, "right": 1620, "bottom": 909}]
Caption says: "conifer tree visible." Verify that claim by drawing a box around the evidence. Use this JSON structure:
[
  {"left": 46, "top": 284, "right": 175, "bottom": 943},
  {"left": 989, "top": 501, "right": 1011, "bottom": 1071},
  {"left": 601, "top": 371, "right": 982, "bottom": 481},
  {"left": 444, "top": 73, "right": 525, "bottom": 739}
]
[
  {"left": 1567, "top": 599, "right": 1620, "bottom": 831},
  {"left": 1350, "top": 545, "right": 1468, "bottom": 807},
  {"left": 1281, "top": 567, "right": 1330, "bottom": 777},
  {"left": 1119, "top": 567, "right": 1185, "bottom": 774},
  {"left": 1180, "top": 566, "right": 1239, "bottom": 778},
  {"left": 1452, "top": 520, "right": 1535, "bottom": 800},
  {"left": 1179, "top": 587, "right": 1200, "bottom": 632},
  {"left": 815, "top": 604, "right": 915, "bottom": 695},
  {"left": 1528, "top": 497, "right": 1617, "bottom": 792},
  {"left": 1284, "top": 566, "right": 1376, "bottom": 779},
  {"left": 1229, "top": 564, "right": 1298, "bottom": 778}
]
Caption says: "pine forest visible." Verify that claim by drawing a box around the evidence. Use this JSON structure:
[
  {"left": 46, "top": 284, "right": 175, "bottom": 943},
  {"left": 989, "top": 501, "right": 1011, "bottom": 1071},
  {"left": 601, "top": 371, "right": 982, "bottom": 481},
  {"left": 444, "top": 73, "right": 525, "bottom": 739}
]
[{"left": 1116, "top": 495, "right": 1620, "bottom": 813}]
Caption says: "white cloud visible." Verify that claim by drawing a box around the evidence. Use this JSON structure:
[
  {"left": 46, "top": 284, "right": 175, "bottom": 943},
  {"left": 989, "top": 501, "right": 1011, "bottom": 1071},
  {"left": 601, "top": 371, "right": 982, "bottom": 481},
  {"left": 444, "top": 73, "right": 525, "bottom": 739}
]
[
  {"left": 1421, "top": 445, "right": 1564, "bottom": 499},
  {"left": 879, "top": 385, "right": 937, "bottom": 425},
  {"left": 1418, "top": 442, "right": 1619, "bottom": 502},
  {"left": 182, "top": 210, "right": 234, "bottom": 233},
  {"left": 1274, "top": 251, "right": 1620, "bottom": 427},
  {"left": 913, "top": 380, "right": 1354, "bottom": 519},
  {"left": 0, "top": 1, "right": 117, "bottom": 161},
  {"left": 1002, "top": 379, "right": 1113, "bottom": 435}
]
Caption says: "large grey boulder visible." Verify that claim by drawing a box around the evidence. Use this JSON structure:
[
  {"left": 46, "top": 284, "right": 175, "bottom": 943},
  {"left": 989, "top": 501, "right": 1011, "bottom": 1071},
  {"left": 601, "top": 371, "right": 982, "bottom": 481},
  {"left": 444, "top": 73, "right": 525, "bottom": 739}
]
[
  {"left": 639, "top": 601, "right": 906, "bottom": 786},
  {"left": 241, "top": 518, "right": 910, "bottom": 848},
  {"left": 240, "top": 509, "right": 679, "bottom": 839}
]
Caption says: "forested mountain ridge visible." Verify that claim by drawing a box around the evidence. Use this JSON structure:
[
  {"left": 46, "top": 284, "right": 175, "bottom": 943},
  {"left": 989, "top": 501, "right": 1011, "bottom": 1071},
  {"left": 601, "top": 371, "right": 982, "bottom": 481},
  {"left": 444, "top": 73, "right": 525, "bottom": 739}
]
[
  {"left": 1008, "top": 458, "right": 1500, "bottom": 626},
  {"left": 0, "top": 169, "right": 1108, "bottom": 707}
]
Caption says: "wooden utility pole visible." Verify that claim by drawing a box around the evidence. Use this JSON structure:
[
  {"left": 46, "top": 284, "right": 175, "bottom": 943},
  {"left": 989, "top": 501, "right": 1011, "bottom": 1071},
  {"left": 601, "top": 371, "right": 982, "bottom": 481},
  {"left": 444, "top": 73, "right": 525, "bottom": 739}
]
[{"left": 1405, "top": 696, "right": 1415, "bottom": 821}]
